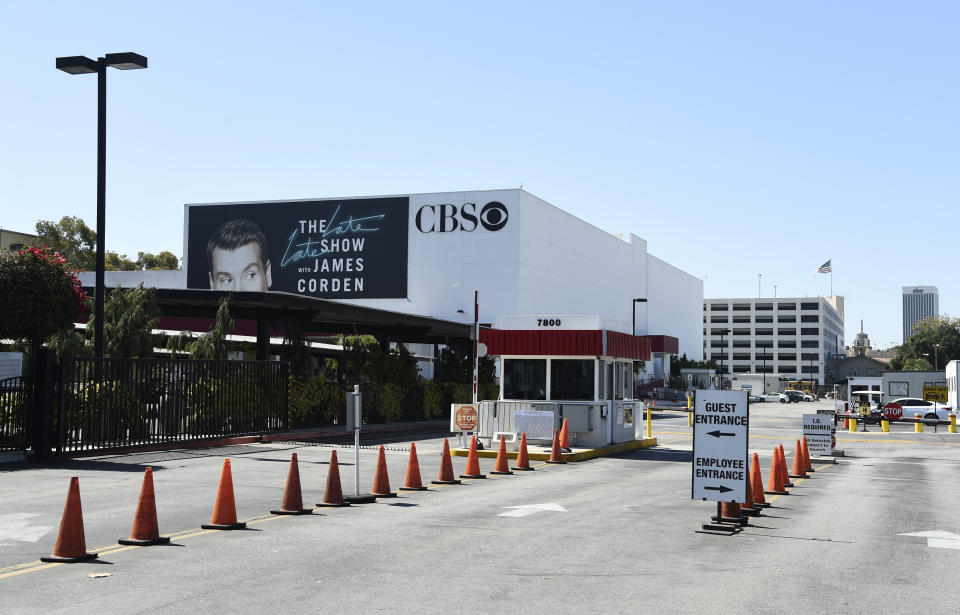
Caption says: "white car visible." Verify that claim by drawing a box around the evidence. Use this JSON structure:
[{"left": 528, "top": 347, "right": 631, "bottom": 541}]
[
  {"left": 886, "top": 398, "right": 953, "bottom": 422},
  {"left": 757, "top": 392, "right": 789, "bottom": 403}
]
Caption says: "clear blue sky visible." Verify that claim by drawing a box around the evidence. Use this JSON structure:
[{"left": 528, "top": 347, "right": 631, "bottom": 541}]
[{"left": 2, "top": 1, "right": 957, "bottom": 349}]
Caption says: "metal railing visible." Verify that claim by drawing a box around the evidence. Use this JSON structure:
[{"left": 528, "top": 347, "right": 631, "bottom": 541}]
[
  {"left": 0, "top": 376, "right": 31, "bottom": 451},
  {"left": 56, "top": 358, "right": 288, "bottom": 454}
]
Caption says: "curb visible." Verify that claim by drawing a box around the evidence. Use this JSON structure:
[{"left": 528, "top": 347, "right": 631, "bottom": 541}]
[{"left": 451, "top": 437, "right": 658, "bottom": 462}]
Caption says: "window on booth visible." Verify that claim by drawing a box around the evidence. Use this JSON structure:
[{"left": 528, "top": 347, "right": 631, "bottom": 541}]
[
  {"left": 550, "top": 359, "right": 595, "bottom": 400},
  {"left": 503, "top": 359, "right": 546, "bottom": 400}
]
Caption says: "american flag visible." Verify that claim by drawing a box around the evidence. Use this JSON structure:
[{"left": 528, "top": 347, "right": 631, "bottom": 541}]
[{"left": 813, "top": 259, "right": 831, "bottom": 274}]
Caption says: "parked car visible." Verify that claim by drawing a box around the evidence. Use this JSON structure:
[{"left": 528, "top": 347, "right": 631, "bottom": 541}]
[
  {"left": 784, "top": 390, "right": 812, "bottom": 402},
  {"left": 758, "top": 392, "right": 789, "bottom": 403},
  {"left": 886, "top": 398, "right": 953, "bottom": 422}
]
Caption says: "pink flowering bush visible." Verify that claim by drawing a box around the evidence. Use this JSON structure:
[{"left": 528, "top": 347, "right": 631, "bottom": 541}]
[{"left": 0, "top": 245, "right": 89, "bottom": 345}]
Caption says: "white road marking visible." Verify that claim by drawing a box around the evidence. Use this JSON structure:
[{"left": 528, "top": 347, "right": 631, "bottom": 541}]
[
  {"left": 0, "top": 513, "right": 53, "bottom": 544},
  {"left": 498, "top": 503, "right": 568, "bottom": 518},
  {"left": 900, "top": 530, "right": 960, "bottom": 549}
]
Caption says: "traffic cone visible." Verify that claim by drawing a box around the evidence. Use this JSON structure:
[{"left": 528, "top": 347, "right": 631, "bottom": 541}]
[
  {"left": 716, "top": 501, "right": 747, "bottom": 525},
  {"left": 460, "top": 435, "right": 487, "bottom": 479},
  {"left": 490, "top": 434, "right": 514, "bottom": 475},
  {"left": 546, "top": 429, "right": 566, "bottom": 464},
  {"left": 512, "top": 433, "right": 534, "bottom": 471},
  {"left": 843, "top": 416, "right": 849, "bottom": 430},
  {"left": 271, "top": 453, "right": 313, "bottom": 515},
  {"left": 789, "top": 440, "right": 807, "bottom": 479},
  {"left": 432, "top": 438, "right": 462, "bottom": 485},
  {"left": 317, "top": 450, "right": 350, "bottom": 507},
  {"left": 202, "top": 458, "right": 246, "bottom": 530},
  {"left": 119, "top": 467, "right": 171, "bottom": 545},
  {"left": 370, "top": 446, "right": 397, "bottom": 497},
  {"left": 559, "top": 418, "right": 571, "bottom": 452},
  {"left": 740, "top": 476, "right": 760, "bottom": 517},
  {"left": 766, "top": 447, "right": 788, "bottom": 495},
  {"left": 41, "top": 477, "right": 98, "bottom": 562},
  {"left": 751, "top": 453, "right": 769, "bottom": 507},
  {"left": 399, "top": 442, "right": 427, "bottom": 491},
  {"left": 801, "top": 437, "right": 814, "bottom": 472},
  {"left": 779, "top": 443, "right": 794, "bottom": 487}
]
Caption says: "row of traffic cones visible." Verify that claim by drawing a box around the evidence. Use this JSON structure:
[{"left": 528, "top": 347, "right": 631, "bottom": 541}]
[
  {"left": 710, "top": 437, "right": 816, "bottom": 531},
  {"left": 41, "top": 428, "right": 569, "bottom": 562}
]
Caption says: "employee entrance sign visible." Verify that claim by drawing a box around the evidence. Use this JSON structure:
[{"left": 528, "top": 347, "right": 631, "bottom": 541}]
[{"left": 692, "top": 390, "right": 749, "bottom": 502}]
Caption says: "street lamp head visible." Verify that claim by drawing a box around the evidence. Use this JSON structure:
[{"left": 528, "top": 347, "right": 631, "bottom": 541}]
[
  {"left": 104, "top": 52, "right": 148, "bottom": 70},
  {"left": 56, "top": 55, "right": 98, "bottom": 74}
]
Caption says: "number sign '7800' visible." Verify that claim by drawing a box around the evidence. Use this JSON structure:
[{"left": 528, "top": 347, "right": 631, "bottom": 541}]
[{"left": 692, "top": 389, "right": 749, "bottom": 502}]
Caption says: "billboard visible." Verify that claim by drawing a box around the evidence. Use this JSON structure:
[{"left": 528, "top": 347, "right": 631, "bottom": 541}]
[{"left": 185, "top": 197, "right": 408, "bottom": 299}]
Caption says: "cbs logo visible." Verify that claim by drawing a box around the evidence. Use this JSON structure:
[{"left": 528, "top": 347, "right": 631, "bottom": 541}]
[{"left": 415, "top": 201, "right": 508, "bottom": 233}]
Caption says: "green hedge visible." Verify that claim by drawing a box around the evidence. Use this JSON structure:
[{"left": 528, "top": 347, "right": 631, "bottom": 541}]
[{"left": 288, "top": 378, "right": 499, "bottom": 428}]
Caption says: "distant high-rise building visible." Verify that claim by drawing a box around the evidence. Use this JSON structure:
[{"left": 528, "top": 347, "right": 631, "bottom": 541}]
[{"left": 902, "top": 286, "right": 938, "bottom": 341}]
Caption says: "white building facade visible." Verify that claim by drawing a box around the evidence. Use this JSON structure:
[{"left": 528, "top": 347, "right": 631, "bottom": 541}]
[
  {"left": 902, "top": 285, "right": 938, "bottom": 342},
  {"left": 702, "top": 296, "right": 845, "bottom": 385}
]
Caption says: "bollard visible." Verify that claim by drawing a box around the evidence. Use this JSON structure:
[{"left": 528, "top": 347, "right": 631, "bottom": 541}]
[
  {"left": 881, "top": 419, "right": 889, "bottom": 433},
  {"left": 950, "top": 414, "right": 957, "bottom": 434},
  {"left": 646, "top": 406, "right": 653, "bottom": 438},
  {"left": 914, "top": 414, "right": 924, "bottom": 433},
  {"left": 849, "top": 417, "right": 857, "bottom": 432},
  {"left": 688, "top": 411, "right": 693, "bottom": 427}
]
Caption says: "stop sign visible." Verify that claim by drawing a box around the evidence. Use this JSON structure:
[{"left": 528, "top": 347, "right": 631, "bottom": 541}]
[{"left": 883, "top": 402, "right": 903, "bottom": 420}]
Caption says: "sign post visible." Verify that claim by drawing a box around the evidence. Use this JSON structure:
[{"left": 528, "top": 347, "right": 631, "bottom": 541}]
[
  {"left": 692, "top": 390, "right": 749, "bottom": 533},
  {"left": 803, "top": 413, "right": 834, "bottom": 457},
  {"left": 344, "top": 385, "right": 375, "bottom": 504}
]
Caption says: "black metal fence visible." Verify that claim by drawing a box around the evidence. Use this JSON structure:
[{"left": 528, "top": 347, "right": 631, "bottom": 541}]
[
  {"left": 56, "top": 358, "right": 288, "bottom": 454},
  {"left": 0, "top": 376, "right": 31, "bottom": 451}
]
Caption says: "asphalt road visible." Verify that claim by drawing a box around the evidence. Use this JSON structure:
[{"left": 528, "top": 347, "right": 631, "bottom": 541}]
[{"left": 2, "top": 401, "right": 958, "bottom": 614}]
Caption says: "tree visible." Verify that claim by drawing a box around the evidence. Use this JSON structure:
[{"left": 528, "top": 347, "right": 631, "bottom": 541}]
[
  {"left": 434, "top": 344, "right": 495, "bottom": 384},
  {"left": 105, "top": 252, "right": 138, "bottom": 271},
  {"left": 280, "top": 326, "right": 313, "bottom": 379},
  {"left": 0, "top": 246, "right": 88, "bottom": 349},
  {"left": 85, "top": 284, "right": 160, "bottom": 358},
  {"left": 137, "top": 251, "right": 180, "bottom": 270},
  {"left": 35, "top": 216, "right": 97, "bottom": 271},
  {"left": 890, "top": 316, "right": 960, "bottom": 370},
  {"left": 190, "top": 297, "right": 234, "bottom": 360}
]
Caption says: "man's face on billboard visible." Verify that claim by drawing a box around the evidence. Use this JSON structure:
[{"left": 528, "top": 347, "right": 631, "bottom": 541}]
[{"left": 208, "top": 242, "right": 272, "bottom": 291}]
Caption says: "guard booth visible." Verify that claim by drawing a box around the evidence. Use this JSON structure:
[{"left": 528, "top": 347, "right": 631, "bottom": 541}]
[{"left": 477, "top": 316, "right": 669, "bottom": 449}]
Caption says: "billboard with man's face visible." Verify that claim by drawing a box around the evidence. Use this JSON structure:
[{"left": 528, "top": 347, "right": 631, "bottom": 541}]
[{"left": 185, "top": 197, "right": 408, "bottom": 298}]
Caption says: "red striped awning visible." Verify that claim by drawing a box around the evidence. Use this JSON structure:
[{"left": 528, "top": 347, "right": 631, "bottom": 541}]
[{"left": 480, "top": 329, "right": 652, "bottom": 361}]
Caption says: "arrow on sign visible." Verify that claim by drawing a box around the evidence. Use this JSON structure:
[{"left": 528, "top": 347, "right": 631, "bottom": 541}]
[
  {"left": 706, "top": 430, "right": 736, "bottom": 438},
  {"left": 900, "top": 530, "right": 960, "bottom": 550},
  {"left": 704, "top": 485, "right": 733, "bottom": 493},
  {"left": 498, "top": 503, "right": 568, "bottom": 518}
]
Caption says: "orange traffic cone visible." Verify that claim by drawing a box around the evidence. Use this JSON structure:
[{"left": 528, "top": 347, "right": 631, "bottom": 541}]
[
  {"left": 766, "top": 447, "right": 788, "bottom": 495},
  {"left": 559, "top": 418, "right": 571, "bottom": 452},
  {"left": 460, "top": 435, "right": 487, "bottom": 479},
  {"left": 750, "top": 453, "right": 769, "bottom": 507},
  {"left": 119, "top": 467, "right": 171, "bottom": 545},
  {"left": 789, "top": 440, "right": 807, "bottom": 479},
  {"left": 432, "top": 438, "right": 462, "bottom": 485},
  {"left": 802, "top": 437, "right": 814, "bottom": 472},
  {"left": 399, "top": 442, "right": 427, "bottom": 491},
  {"left": 546, "top": 429, "right": 566, "bottom": 464},
  {"left": 843, "top": 416, "right": 849, "bottom": 430},
  {"left": 779, "top": 443, "right": 794, "bottom": 487},
  {"left": 490, "top": 434, "right": 514, "bottom": 475},
  {"left": 717, "top": 501, "right": 746, "bottom": 525},
  {"left": 513, "top": 433, "right": 534, "bottom": 471},
  {"left": 370, "top": 446, "right": 397, "bottom": 497},
  {"left": 739, "top": 469, "right": 760, "bottom": 517},
  {"left": 271, "top": 453, "right": 313, "bottom": 515},
  {"left": 317, "top": 450, "right": 350, "bottom": 507},
  {"left": 41, "top": 477, "right": 98, "bottom": 562},
  {"left": 202, "top": 458, "right": 247, "bottom": 530}
]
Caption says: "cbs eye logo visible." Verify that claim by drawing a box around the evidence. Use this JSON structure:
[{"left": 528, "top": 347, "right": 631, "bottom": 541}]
[{"left": 415, "top": 201, "right": 509, "bottom": 233}]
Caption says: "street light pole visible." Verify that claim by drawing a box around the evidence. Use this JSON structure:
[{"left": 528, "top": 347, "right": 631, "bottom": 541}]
[
  {"left": 719, "top": 328, "right": 729, "bottom": 390},
  {"left": 56, "top": 53, "right": 147, "bottom": 359}
]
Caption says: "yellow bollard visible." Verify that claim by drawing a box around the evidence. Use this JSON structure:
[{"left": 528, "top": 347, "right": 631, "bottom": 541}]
[
  {"left": 688, "top": 411, "right": 693, "bottom": 427},
  {"left": 849, "top": 417, "right": 857, "bottom": 432},
  {"left": 949, "top": 414, "right": 957, "bottom": 434},
  {"left": 881, "top": 419, "right": 889, "bottom": 433},
  {"left": 914, "top": 413, "right": 923, "bottom": 433},
  {"left": 646, "top": 407, "right": 653, "bottom": 438}
]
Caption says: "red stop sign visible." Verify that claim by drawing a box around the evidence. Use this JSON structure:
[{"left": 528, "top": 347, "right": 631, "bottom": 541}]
[
  {"left": 883, "top": 402, "right": 903, "bottom": 420},
  {"left": 831, "top": 435, "right": 836, "bottom": 448}
]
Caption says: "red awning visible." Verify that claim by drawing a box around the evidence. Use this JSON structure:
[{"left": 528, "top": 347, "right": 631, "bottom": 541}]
[
  {"left": 480, "top": 329, "right": 651, "bottom": 361},
  {"left": 643, "top": 335, "right": 679, "bottom": 354}
]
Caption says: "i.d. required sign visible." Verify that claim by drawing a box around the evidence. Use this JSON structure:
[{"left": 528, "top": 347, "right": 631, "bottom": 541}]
[{"left": 692, "top": 389, "right": 749, "bottom": 502}]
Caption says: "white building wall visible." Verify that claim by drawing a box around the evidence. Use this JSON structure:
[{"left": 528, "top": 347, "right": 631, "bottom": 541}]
[{"left": 647, "top": 255, "right": 703, "bottom": 360}]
